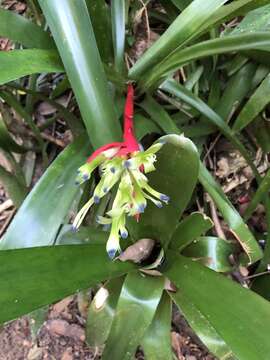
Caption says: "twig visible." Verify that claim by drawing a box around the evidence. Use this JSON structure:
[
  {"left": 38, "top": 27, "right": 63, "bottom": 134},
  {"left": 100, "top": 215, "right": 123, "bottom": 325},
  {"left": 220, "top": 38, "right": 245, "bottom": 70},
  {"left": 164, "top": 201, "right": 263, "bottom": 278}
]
[{"left": 207, "top": 194, "right": 226, "bottom": 239}]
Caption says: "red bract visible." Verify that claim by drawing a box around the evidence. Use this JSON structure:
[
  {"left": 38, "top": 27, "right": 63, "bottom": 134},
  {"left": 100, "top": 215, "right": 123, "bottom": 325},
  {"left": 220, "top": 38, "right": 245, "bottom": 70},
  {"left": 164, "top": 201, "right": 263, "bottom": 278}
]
[{"left": 86, "top": 84, "right": 140, "bottom": 164}]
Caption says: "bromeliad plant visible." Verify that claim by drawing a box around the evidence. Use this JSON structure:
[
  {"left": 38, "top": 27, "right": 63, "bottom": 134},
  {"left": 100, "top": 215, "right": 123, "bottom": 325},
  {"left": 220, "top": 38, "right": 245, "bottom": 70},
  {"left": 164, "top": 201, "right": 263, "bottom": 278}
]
[
  {"left": 73, "top": 84, "right": 169, "bottom": 258},
  {"left": 1, "top": 1, "right": 270, "bottom": 359}
]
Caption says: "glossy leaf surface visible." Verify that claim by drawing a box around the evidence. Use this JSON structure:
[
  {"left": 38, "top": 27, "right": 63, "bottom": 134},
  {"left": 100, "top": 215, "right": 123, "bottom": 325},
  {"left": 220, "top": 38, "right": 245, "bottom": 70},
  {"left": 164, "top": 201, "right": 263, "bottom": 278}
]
[
  {"left": 86, "top": 0, "right": 113, "bottom": 63},
  {"left": 169, "top": 289, "right": 235, "bottom": 359},
  {"left": 0, "top": 49, "right": 63, "bottom": 85},
  {"left": 182, "top": 236, "right": 236, "bottom": 272},
  {"left": 0, "top": 244, "right": 135, "bottom": 325},
  {"left": 128, "top": 134, "right": 199, "bottom": 248},
  {"left": 1, "top": 136, "right": 89, "bottom": 249},
  {"left": 102, "top": 271, "right": 164, "bottom": 360},
  {"left": 111, "top": 0, "right": 126, "bottom": 74},
  {"left": 171, "top": 212, "right": 213, "bottom": 250},
  {"left": 38, "top": 0, "right": 122, "bottom": 148},
  {"left": 86, "top": 277, "right": 123, "bottom": 346},
  {"left": 163, "top": 252, "right": 270, "bottom": 360},
  {"left": 142, "top": 292, "right": 173, "bottom": 360}
]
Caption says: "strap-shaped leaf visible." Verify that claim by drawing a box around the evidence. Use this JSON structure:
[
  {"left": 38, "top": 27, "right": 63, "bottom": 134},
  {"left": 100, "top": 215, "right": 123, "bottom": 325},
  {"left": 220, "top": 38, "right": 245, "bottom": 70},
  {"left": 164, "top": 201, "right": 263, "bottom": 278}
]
[
  {"left": 38, "top": 0, "right": 122, "bottom": 148},
  {"left": 102, "top": 271, "right": 164, "bottom": 360},
  {"left": 128, "top": 134, "right": 199, "bottom": 248},
  {"left": 86, "top": 0, "right": 113, "bottom": 63},
  {"left": 111, "top": 0, "right": 126, "bottom": 74},
  {"left": 129, "top": 0, "right": 228, "bottom": 79},
  {"left": 168, "top": 288, "right": 235, "bottom": 359},
  {"left": 160, "top": 79, "right": 260, "bottom": 179},
  {"left": 0, "top": 49, "right": 63, "bottom": 86},
  {"left": 170, "top": 212, "right": 213, "bottom": 251},
  {"left": 140, "top": 95, "right": 181, "bottom": 135},
  {"left": 142, "top": 292, "right": 173, "bottom": 360},
  {"left": 199, "top": 163, "right": 262, "bottom": 264},
  {"left": 86, "top": 277, "right": 124, "bottom": 346},
  {"left": 141, "top": 33, "right": 270, "bottom": 89},
  {"left": 233, "top": 73, "right": 270, "bottom": 132},
  {"left": 1, "top": 136, "right": 89, "bottom": 249},
  {"left": 244, "top": 168, "right": 270, "bottom": 220},
  {"left": 232, "top": 3, "right": 270, "bottom": 35},
  {"left": 163, "top": 251, "right": 270, "bottom": 360},
  {"left": 0, "top": 8, "right": 54, "bottom": 49},
  {"left": 0, "top": 244, "right": 135, "bottom": 325}
]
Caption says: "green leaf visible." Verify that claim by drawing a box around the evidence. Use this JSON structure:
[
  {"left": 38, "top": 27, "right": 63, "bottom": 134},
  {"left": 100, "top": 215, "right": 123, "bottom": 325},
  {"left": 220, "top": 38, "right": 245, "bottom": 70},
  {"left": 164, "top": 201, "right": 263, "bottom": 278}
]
[
  {"left": 198, "top": 0, "right": 270, "bottom": 37},
  {"left": 86, "top": 0, "right": 113, "bottom": 63},
  {"left": 0, "top": 244, "right": 135, "bottom": 325},
  {"left": 142, "top": 293, "right": 173, "bottom": 360},
  {"left": 140, "top": 95, "right": 181, "bottom": 135},
  {"left": 0, "top": 165, "right": 27, "bottom": 207},
  {"left": 129, "top": 0, "right": 228, "bottom": 80},
  {"left": 199, "top": 163, "right": 263, "bottom": 264},
  {"left": 111, "top": 0, "right": 126, "bottom": 74},
  {"left": 86, "top": 277, "right": 123, "bottom": 346},
  {"left": 170, "top": 0, "right": 191, "bottom": 10},
  {"left": 134, "top": 114, "right": 162, "bottom": 140},
  {"left": 0, "top": 110, "right": 26, "bottom": 153},
  {"left": 252, "top": 275, "right": 270, "bottom": 301},
  {"left": 0, "top": 8, "right": 54, "bottom": 49},
  {"left": 160, "top": 79, "right": 260, "bottom": 180},
  {"left": 163, "top": 252, "right": 270, "bottom": 360},
  {"left": 182, "top": 236, "right": 236, "bottom": 272},
  {"left": 1, "top": 136, "right": 89, "bottom": 249},
  {"left": 142, "top": 33, "right": 270, "bottom": 89},
  {"left": 128, "top": 134, "right": 199, "bottom": 248},
  {"left": 232, "top": 4, "right": 270, "bottom": 35},
  {"left": 169, "top": 289, "right": 235, "bottom": 359},
  {"left": 56, "top": 225, "right": 108, "bottom": 245},
  {"left": 244, "top": 168, "right": 270, "bottom": 220},
  {"left": 0, "top": 49, "right": 63, "bottom": 86},
  {"left": 170, "top": 212, "right": 213, "bottom": 251},
  {"left": 102, "top": 271, "right": 164, "bottom": 360},
  {"left": 233, "top": 73, "right": 270, "bottom": 132},
  {"left": 38, "top": 0, "right": 122, "bottom": 148},
  {"left": 215, "top": 62, "right": 257, "bottom": 121}
]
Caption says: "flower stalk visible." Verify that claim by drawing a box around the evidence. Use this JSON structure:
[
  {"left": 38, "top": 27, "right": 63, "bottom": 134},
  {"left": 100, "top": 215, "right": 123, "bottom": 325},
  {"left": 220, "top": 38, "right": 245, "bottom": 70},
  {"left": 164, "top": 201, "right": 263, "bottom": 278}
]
[{"left": 73, "top": 84, "right": 169, "bottom": 259}]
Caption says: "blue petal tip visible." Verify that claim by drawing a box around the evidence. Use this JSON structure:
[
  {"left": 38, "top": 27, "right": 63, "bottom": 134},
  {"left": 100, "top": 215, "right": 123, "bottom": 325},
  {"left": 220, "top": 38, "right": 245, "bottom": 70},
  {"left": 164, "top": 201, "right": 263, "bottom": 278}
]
[
  {"left": 121, "top": 231, "right": 128, "bottom": 239},
  {"left": 124, "top": 160, "right": 131, "bottom": 168},
  {"left": 107, "top": 249, "right": 117, "bottom": 259},
  {"left": 71, "top": 225, "right": 78, "bottom": 233},
  {"left": 138, "top": 203, "right": 146, "bottom": 213},
  {"left": 82, "top": 173, "right": 89, "bottom": 181},
  {"left": 110, "top": 167, "right": 115, "bottom": 173},
  {"left": 160, "top": 194, "right": 170, "bottom": 203},
  {"left": 94, "top": 196, "right": 100, "bottom": 204}
]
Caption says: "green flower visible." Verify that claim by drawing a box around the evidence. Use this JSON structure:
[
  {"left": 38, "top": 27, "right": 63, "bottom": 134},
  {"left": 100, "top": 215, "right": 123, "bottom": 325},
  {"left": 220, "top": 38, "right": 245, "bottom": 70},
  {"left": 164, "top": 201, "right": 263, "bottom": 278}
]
[{"left": 72, "top": 141, "right": 169, "bottom": 259}]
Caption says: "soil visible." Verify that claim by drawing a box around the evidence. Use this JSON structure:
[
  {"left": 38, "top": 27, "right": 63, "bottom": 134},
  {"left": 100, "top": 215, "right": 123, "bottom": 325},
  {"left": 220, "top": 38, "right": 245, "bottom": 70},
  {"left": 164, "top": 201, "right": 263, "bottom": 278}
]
[{"left": 0, "top": 293, "right": 216, "bottom": 360}]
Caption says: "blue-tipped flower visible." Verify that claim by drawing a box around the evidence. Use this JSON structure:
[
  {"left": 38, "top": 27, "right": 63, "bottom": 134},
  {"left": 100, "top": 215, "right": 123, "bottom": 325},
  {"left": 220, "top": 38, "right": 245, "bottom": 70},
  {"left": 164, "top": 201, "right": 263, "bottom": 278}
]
[{"left": 73, "top": 139, "right": 169, "bottom": 259}]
